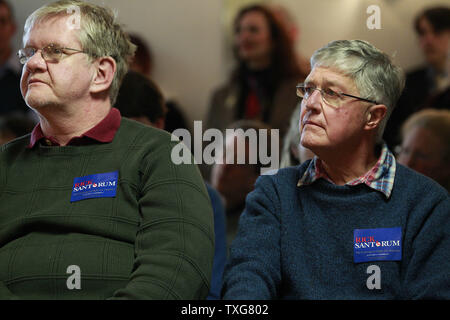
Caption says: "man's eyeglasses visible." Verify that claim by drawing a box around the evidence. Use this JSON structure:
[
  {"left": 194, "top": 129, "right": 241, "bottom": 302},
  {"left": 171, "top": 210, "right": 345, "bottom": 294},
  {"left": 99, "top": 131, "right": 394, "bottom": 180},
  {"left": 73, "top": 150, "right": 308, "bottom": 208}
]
[
  {"left": 17, "top": 43, "right": 88, "bottom": 65},
  {"left": 296, "top": 83, "right": 378, "bottom": 108}
]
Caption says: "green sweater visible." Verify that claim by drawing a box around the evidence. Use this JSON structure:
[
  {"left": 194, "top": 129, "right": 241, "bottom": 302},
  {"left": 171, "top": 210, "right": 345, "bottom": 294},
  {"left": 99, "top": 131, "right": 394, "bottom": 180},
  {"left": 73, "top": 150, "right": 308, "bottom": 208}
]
[{"left": 0, "top": 118, "right": 214, "bottom": 299}]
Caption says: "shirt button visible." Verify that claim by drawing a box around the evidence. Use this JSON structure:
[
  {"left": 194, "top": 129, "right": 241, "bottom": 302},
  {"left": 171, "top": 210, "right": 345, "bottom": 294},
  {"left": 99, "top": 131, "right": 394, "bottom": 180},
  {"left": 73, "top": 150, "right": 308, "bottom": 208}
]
[{"left": 45, "top": 139, "right": 52, "bottom": 146}]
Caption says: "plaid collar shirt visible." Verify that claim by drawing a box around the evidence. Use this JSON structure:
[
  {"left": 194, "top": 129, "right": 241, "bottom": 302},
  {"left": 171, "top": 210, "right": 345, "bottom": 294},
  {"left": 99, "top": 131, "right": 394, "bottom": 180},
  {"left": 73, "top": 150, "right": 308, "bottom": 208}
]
[{"left": 297, "top": 143, "right": 396, "bottom": 199}]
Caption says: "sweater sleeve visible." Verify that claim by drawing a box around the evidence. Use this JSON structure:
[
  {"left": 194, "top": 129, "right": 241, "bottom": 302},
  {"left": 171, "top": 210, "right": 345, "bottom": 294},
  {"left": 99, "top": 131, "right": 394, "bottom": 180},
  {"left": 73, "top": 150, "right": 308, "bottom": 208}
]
[
  {"left": 402, "top": 195, "right": 450, "bottom": 299},
  {"left": 222, "top": 175, "right": 281, "bottom": 299},
  {"left": 0, "top": 281, "right": 18, "bottom": 299},
  {"left": 110, "top": 142, "right": 215, "bottom": 299}
]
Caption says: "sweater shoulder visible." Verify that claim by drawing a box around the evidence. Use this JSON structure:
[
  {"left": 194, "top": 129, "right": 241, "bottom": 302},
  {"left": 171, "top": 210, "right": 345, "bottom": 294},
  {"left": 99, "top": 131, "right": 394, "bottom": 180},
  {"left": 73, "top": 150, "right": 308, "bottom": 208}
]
[
  {"left": 255, "top": 161, "right": 309, "bottom": 194},
  {"left": 394, "top": 163, "right": 449, "bottom": 201},
  {"left": 272, "top": 161, "right": 309, "bottom": 182},
  {"left": 116, "top": 117, "right": 177, "bottom": 149},
  {"left": 0, "top": 134, "right": 31, "bottom": 158}
]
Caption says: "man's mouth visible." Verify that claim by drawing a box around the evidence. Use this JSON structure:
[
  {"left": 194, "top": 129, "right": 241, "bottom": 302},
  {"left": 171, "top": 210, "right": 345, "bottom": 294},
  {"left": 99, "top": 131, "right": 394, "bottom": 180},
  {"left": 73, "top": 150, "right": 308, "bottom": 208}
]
[{"left": 28, "top": 78, "right": 46, "bottom": 85}]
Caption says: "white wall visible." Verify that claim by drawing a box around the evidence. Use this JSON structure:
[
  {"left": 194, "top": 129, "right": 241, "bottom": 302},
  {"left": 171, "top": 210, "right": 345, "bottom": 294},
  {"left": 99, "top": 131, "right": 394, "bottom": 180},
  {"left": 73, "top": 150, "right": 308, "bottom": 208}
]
[
  {"left": 10, "top": 0, "right": 450, "bottom": 128},
  {"left": 279, "top": 0, "right": 450, "bottom": 72}
]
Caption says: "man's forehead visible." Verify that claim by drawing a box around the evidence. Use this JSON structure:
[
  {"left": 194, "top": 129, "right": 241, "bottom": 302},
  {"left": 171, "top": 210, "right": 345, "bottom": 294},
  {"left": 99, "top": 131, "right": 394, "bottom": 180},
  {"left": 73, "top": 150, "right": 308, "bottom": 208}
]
[
  {"left": 24, "top": 14, "right": 79, "bottom": 47},
  {"left": 305, "top": 66, "right": 356, "bottom": 89}
]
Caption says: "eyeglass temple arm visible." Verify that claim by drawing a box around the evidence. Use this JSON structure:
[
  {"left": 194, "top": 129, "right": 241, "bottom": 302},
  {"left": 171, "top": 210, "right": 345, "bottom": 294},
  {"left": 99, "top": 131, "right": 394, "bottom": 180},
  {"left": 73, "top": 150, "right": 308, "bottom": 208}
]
[{"left": 341, "top": 93, "right": 378, "bottom": 105}]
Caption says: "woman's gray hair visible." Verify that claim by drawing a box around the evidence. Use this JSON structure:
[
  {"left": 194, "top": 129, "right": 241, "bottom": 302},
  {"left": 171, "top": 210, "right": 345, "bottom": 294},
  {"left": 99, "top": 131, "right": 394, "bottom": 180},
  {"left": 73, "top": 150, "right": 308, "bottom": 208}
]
[{"left": 310, "top": 40, "right": 405, "bottom": 141}]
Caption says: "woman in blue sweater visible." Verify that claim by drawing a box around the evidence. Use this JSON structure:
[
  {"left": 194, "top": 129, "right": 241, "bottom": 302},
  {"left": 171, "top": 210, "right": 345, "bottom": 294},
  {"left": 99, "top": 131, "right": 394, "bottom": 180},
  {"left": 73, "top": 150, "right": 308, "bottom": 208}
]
[{"left": 222, "top": 39, "right": 450, "bottom": 300}]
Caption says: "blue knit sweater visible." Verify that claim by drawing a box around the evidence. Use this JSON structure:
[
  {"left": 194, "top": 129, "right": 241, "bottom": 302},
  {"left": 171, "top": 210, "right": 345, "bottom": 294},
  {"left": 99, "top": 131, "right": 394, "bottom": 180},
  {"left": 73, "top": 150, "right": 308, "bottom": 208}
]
[{"left": 222, "top": 161, "right": 450, "bottom": 299}]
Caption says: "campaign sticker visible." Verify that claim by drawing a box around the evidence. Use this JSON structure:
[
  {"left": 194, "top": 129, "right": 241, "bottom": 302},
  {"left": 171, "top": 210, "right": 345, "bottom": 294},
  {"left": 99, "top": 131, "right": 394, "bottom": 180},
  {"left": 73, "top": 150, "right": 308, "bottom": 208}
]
[
  {"left": 71, "top": 171, "right": 118, "bottom": 202},
  {"left": 354, "top": 227, "right": 402, "bottom": 263}
]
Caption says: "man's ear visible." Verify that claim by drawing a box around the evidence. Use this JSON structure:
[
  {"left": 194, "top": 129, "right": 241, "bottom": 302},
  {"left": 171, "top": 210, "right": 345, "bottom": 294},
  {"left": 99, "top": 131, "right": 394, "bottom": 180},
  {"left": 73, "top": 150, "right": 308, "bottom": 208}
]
[
  {"left": 365, "top": 104, "right": 387, "bottom": 130},
  {"left": 90, "top": 56, "right": 116, "bottom": 95}
]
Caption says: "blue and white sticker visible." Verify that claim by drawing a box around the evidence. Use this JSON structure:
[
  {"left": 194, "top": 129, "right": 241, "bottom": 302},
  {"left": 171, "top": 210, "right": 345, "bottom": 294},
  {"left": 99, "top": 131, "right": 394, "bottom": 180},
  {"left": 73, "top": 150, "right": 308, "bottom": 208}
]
[
  {"left": 354, "top": 227, "right": 402, "bottom": 263},
  {"left": 71, "top": 171, "right": 118, "bottom": 202}
]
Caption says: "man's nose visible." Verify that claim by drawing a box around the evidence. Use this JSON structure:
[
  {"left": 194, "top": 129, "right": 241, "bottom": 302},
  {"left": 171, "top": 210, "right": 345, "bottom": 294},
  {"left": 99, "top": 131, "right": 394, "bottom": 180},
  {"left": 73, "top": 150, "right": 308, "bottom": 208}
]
[
  {"left": 25, "top": 50, "right": 47, "bottom": 72},
  {"left": 304, "top": 89, "right": 322, "bottom": 111}
]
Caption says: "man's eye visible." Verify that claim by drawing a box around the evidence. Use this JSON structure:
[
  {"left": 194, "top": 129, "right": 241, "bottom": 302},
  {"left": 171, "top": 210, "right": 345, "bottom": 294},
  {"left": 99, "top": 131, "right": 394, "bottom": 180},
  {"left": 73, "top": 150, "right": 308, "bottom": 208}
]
[
  {"left": 24, "top": 48, "right": 36, "bottom": 57},
  {"left": 304, "top": 86, "right": 315, "bottom": 95},
  {"left": 51, "top": 47, "right": 63, "bottom": 54},
  {"left": 323, "top": 88, "right": 338, "bottom": 97}
]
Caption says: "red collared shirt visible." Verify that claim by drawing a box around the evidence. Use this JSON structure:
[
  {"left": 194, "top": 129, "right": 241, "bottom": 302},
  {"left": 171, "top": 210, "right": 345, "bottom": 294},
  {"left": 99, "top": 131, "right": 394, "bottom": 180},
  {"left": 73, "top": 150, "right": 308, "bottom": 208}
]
[{"left": 28, "top": 108, "right": 121, "bottom": 148}]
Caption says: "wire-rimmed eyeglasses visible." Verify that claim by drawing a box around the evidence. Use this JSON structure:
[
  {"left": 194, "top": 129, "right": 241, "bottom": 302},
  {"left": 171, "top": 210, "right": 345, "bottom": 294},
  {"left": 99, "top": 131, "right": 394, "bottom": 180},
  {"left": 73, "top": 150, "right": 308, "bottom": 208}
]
[
  {"left": 296, "top": 83, "right": 378, "bottom": 107},
  {"left": 17, "top": 43, "right": 88, "bottom": 65}
]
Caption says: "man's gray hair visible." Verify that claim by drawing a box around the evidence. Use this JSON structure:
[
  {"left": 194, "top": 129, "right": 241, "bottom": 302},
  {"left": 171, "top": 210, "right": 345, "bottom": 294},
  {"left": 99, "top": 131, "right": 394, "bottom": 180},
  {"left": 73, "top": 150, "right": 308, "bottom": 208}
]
[
  {"left": 310, "top": 40, "right": 405, "bottom": 141},
  {"left": 23, "top": 0, "right": 136, "bottom": 106}
]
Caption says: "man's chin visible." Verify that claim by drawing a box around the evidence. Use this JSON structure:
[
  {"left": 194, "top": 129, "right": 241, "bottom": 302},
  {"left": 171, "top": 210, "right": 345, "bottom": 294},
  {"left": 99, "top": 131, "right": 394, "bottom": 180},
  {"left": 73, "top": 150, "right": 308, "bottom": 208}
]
[
  {"left": 300, "top": 134, "right": 319, "bottom": 151},
  {"left": 27, "top": 104, "right": 61, "bottom": 116},
  {"left": 25, "top": 95, "right": 56, "bottom": 111}
]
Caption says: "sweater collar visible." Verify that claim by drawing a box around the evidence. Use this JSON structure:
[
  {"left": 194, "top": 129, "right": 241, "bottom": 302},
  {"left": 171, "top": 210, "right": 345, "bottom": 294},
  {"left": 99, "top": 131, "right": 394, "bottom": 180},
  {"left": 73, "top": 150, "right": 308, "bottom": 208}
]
[
  {"left": 297, "top": 143, "right": 396, "bottom": 199},
  {"left": 28, "top": 107, "right": 121, "bottom": 148}
]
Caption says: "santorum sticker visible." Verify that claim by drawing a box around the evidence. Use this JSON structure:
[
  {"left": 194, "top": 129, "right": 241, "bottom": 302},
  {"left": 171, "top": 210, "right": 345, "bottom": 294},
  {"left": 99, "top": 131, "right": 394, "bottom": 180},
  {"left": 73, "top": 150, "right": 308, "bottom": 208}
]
[
  {"left": 353, "top": 227, "right": 402, "bottom": 263},
  {"left": 70, "top": 171, "right": 118, "bottom": 202}
]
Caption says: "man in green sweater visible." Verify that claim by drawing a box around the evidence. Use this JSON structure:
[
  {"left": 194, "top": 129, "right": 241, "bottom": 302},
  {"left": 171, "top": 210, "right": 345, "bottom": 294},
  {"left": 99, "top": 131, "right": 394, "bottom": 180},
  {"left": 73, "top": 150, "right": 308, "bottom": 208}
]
[{"left": 0, "top": 0, "right": 214, "bottom": 299}]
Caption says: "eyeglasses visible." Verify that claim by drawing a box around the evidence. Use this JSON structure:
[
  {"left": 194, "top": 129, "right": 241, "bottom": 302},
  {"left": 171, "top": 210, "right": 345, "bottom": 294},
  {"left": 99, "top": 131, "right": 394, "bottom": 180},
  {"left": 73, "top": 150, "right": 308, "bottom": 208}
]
[
  {"left": 296, "top": 83, "right": 378, "bottom": 108},
  {"left": 17, "top": 43, "right": 88, "bottom": 65}
]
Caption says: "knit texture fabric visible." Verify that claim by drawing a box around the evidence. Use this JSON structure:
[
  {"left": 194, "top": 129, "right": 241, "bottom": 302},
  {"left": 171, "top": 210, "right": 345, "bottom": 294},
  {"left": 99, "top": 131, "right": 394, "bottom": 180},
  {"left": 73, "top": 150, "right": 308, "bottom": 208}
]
[
  {"left": 222, "top": 161, "right": 450, "bottom": 299},
  {"left": 0, "top": 118, "right": 214, "bottom": 299}
]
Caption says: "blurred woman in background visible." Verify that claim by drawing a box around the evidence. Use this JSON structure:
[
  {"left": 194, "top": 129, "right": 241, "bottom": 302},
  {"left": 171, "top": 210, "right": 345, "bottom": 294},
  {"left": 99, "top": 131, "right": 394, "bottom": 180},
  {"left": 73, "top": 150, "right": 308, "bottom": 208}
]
[{"left": 206, "top": 4, "right": 306, "bottom": 141}]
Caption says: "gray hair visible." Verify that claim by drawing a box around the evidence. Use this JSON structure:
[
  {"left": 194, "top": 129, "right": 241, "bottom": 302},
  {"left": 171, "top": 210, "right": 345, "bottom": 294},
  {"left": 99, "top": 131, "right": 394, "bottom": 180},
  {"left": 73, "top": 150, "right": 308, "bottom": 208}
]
[
  {"left": 23, "top": 0, "right": 136, "bottom": 106},
  {"left": 310, "top": 40, "right": 405, "bottom": 141}
]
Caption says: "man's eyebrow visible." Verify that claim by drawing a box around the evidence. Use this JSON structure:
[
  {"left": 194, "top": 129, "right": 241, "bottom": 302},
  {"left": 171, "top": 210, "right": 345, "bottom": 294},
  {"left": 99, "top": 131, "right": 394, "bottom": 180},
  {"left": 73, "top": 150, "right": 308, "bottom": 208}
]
[
  {"left": 25, "top": 41, "right": 64, "bottom": 49},
  {"left": 304, "top": 78, "right": 315, "bottom": 85},
  {"left": 47, "top": 42, "right": 65, "bottom": 48},
  {"left": 322, "top": 79, "right": 349, "bottom": 92},
  {"left": 322, "top": 79, "right": 342, "bottom": 88}
]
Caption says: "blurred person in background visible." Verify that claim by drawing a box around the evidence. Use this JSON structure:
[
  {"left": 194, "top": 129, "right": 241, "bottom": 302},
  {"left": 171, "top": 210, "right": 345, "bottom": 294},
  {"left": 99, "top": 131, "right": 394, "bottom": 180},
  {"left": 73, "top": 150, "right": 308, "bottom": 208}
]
[
  {"left": 127, "top": 33, "right": 189, "bottom": 134},
  {"left": 115, "top": 70, "right": 227, "bottom": 299},
  {"left": 268, "top": 4, "right": 313, "bottom": 169},
  {"left": 0, "top": 0, "right": 29, "bottom": 116},
  {"left": 267, "top": 3, "right": 310, "bottom": 77},
  {"left": 210, "top": 119, "right": 276, "bottom": 248},
  {"left": 114, "top": 70, "right": 167, "bottom": 129},
  {"left": 0, "top": 114, "right": 35, "bottom": 145},
  {"left": 206, "top": 4, "right": 307, "bottom": 142},
  {"left": 384, "top": 6, "right": 450, "bottom": 149},
  {"left": 279, "top": 104, "right": 314, "bottom": 168},
  {"left": 397, "top": 108, "right": 450, "bottom": 191},
  {"left": 128, "top": 34, "right": 153, "bottom": 77}
]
